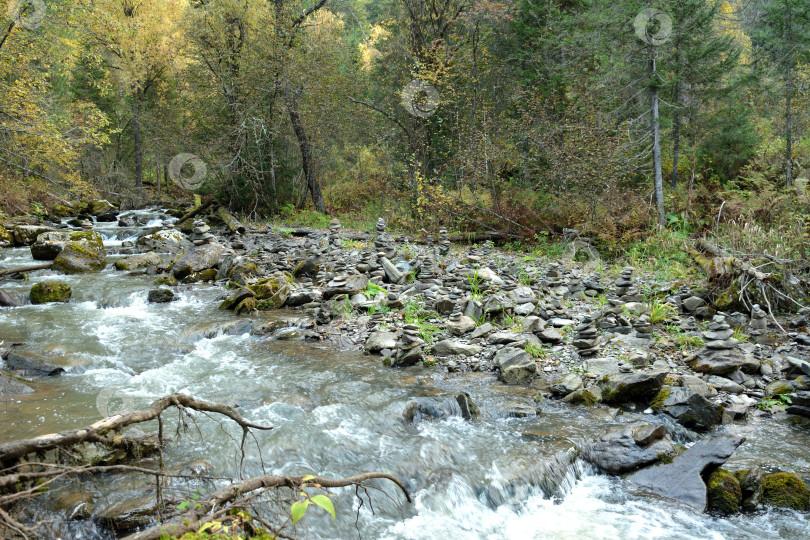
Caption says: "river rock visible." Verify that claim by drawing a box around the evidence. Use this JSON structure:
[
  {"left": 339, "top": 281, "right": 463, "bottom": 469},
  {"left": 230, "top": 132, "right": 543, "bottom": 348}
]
[
  {"left": 550, "top": 373, "right": 583, "bottom": 397},
  {"left": 599, "top": 370, "right": 667, "bottom": 404},
  {"left": 171, "top": 243, "right": 224, "bottom": 279},
  {"left": 737, "top": 466, "right": 766, "bottom": 509},
  {"left": 5, "top": 350, "right": 66, "bottom": 376},
  {"left": 653, "top": 386, "right": 724, "bottom": 430},
  {"left": 114, "top": 252, "right": 162, "bottom": 271},
  {"left": 402, "top": 392, "right": 480, "bottom": 423},
  {"left": 30, "top": 281, "right": 71, "bottom": 304},
  {"left": 706, "top": 469, "right": 742, "bottom": 514},
  {"left": 52, "top": 231, "right": 106, "bottom": 273},
  {"left": 80, "top": 199, "right": 117, "bottom": 216},
  {"left": 219, "top": 288, "right": 255, "bottom": 311},
  {"left": 365, "top": 331, "right": 398, "bottom": 354},
  {"left": 96, "top": 494, "right": 156, "bottom": 533},
  {"left": 581, "top": 424, "right": 674, "bottom": 474},
  {"left": 489, "top": 332, "right": 522, "bottom": 345},
  {"left": 30, "top": 231, "right": 71, "bottom": 260},
  {"left": 0, "top": 372, "right": 34, "bottom": 395},
  {"left": 0, "top": 290, "right": 20, "bottom": 307},
  {"left": 432, "top": 340, "right": 482, "bottom": 357},
  {"left": 688, "top": 349, "right": 745, "bottom": 375},
  {"left": 446, "top": 308, "right": 476, "bottom": 336},
  {"left": 761, "top": 473, "right": 810, "bottom": 511},
  {"left": 251, "top": 275, "right": 292, "bottom": 309},
  {"left": 626, "top": 435, "right": 745, "bottom": 511},
  {"left": 537, "top": 327, "right": 563, "bottom": 344},
  {"left": 293, "top": 255, "right": 321, "bottom": 278},
  {"left": 10, "top": 224, "right": 55, "bottom": 246},
  {"left": 136, "top": 229, "right": 189, "bottom": 252},
  {"left": 147, "top": 288, "right": 175, "bottom": 303},
  {"left": 0, "top": 224, "right": 13, "bottom": 247},
  {"left": 495, "top": 347, "right": 537, "bottom": 384}
]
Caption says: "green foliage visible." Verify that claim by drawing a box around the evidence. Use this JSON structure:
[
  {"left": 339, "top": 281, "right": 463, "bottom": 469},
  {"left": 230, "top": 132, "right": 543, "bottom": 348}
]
[
  {"left": 757, "top": 393, "right": 792, "bottom": 410},
  {"left": 648, "top": 300, "right": 678, "bottom": 324},
  {"left": 363, "top": 282, "right": 387, "bottom": 299},
  {"left": 467, "top": 266, "right": 483, "bottom": 300}
]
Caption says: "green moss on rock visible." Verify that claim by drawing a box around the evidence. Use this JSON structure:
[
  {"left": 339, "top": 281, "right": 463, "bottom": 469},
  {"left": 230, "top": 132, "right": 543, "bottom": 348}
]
[
  {"left": 154, "top": 276, "right": 178, "bottom": 286},
  {"left": 30, "top": 281, "right": 72, "bottom": 304},
  {"left": 650, "top": 387, "right": 670, "bottom": 411},
  {"left": 234, "top": 297, "right": 257, "bottom": 314},
  {"left": 761, "top": 473, "right": 810, "bottom": 510},
  {"left": 707, "top": 469, "right": 742, "bottom": 514},
  {"left": 0, "top": 224, "right": 13, "bottom": 247}
]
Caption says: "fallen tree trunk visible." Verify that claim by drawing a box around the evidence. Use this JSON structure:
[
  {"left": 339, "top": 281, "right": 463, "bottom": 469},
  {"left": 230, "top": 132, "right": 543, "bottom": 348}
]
[
  {"left": 0, "top": 393, "right": 272, "bottom": 466},
  {"left": 124, "top": 472, "right": 412, "bottom": 540},
  {"left": 177, "top": 199, "right": 215, "bottom": 224},
  {"left": 0, "top": 263, "right": 52, "bottom": 277},
  {"left": 695, "top": 238, "right": 771, "bottom": 280},
  {"left": 217, "top": 207, "right": 246, "bottom": 234}
]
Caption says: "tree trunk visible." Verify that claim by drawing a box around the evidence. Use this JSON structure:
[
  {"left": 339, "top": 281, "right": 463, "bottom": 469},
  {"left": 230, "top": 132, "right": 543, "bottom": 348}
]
[
  {"left": 286, "top": 92, "right": 325, "bottom": 213},
  {"left": 132, "top": 90, "right": 144, "bottom": 201},
  {"left": 671, "top": 40, "right": 681, "bottom": 190},
  {"left": 649, "top": 55, "right": 665, "bottom": 228}
]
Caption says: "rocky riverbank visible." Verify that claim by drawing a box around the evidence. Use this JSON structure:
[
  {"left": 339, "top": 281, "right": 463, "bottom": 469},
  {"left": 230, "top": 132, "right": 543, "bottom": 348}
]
[{"left": 2, "top": 200, "right": 810, "bottom": 520}]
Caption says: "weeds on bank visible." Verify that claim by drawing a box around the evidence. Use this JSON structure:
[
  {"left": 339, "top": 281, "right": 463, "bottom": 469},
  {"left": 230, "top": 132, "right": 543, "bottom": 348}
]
[
  {"left": 624, "top": 229, "right": 692, "bottom": 281},
  {"left": 403, "top": 298, "right": 442, "bottom": 345},
  {"left": 648, "top": 299, "right": 678, "bottom": 323}
]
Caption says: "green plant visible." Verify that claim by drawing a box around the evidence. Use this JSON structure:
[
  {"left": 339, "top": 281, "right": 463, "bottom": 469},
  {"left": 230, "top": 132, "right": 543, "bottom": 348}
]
[
  {"left": 733, "top": 327, "right": 751, "bottom": 343},
  {"left": 525, "top": 343, "right": 549, "bottom": 359},
  {"left": 290, "top": 475, "right": 336, "bottom": 525},
  {"left": 363, "top": 282, "right": 387, "bottom": 299},
  {"left": 648, "top": 299, "right": 678, "bottom": 324},
  {"left": 468, "top": 266, "right": 483, "bottom": 300},
  {"left": 757, "top": 393, "right": 792, "bottom": 410},
  {"left": 423, "top": 357, "right": 437, "bottom": 367},
  {"left": 663, "top": 324, "right": 706, "bottom": 352},
  {"left": 518, "top": 268, "right": 532, "bottom": 286}
]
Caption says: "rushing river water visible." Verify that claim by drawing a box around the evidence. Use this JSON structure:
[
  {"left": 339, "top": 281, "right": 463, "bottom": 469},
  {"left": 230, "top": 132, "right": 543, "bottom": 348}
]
[{"left": 1, "top": 211, "right": 809, "bottom": 539}]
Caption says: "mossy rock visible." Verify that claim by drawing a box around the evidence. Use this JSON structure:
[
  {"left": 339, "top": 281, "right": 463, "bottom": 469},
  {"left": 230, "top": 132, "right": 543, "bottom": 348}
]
[
  {"left": 52, "top": 231, "right": 106, "bottom": 274},
  {"left": 707, "top": 469, "right": 742, "bottom": 514},
  {"left": 249, "top": 276, "right": 292, "bottom": 309},
  {"left": 154, "top": 276, "right": 178, "bottom": 286},
  {"left": 234, "top": 297, "right": 257, "bottom": 314},
  {"left": 765, "top": 380, "right": 794, "bottom": 397},
  {"left": 177, "top": 219, "right": 195, "bottom": 234},
  {"left": 650, "top": 386, "right": 670, "bottom": 412},
  {"left": 51, "top": 204, "right": 75, "bottom": 218},
  {"left": 68, "top": 231, "right": 105, "bottom": 249},
  {"left": 30, "top": 281, "right": 72, "bottom": 304},
  {"left": 182, "top": 268, "right": 218, "bottom": 283},
  {"left": 563, "top": 388, "right": 600, "bottom": 407},
  {"left": 761, "top": 473, "right": 810, "bottom": 510},
  {"left": 0, "top": 224, "right": 14, "bottom": 247}
]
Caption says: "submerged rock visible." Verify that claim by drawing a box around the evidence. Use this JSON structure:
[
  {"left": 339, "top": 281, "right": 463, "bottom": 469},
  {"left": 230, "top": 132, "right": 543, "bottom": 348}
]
[
  {"left": 761, "top": 472, "right": 810, "bottom": 511},
  {"left": 115, "top": 252, "right": 161, "bottom": 271},
  {"left": 402, "top": 392, "right": 480, "bottom": 422},
  {"left": 581, "top": 424, "right": 674, "bottom": 474},
  {"left": 147, "top": 288, "right": 175, "bottom": 303},
  {"left": 0, "top": 372, "right": 34, "bottom": 395},
  {"left": 626, "top": 435, "right": 745, "bottom": 511}
]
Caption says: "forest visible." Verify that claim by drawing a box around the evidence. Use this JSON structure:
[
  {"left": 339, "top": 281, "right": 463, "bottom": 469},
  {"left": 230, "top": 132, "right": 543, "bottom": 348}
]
[{"left": 1, "top": 1, "right": 810, "bottom": 539}]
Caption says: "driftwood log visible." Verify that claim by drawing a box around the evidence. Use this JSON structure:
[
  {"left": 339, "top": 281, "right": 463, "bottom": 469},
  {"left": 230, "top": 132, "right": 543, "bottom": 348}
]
[
  {"left": 0, "top": 263, "right": 52, "bottom": 278},
  {"left": 216, "top": 207, "right": 246, "bottom": 234},
  {"left": 176, "top": 199, "right": 215, "bottom": 224}
]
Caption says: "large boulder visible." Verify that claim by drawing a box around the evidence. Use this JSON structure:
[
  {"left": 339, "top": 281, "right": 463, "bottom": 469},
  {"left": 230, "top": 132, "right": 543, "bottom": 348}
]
[
  {"left": 581, "top": 424, "right": 675, "bottom": 474},
  {"left": 0, "top": 290, "right": 20, "bottom": 307},
  {"left": 761, "top": 473, "right": 810, "bottom": 511},
  {"left": 688, "top": 348, "right": 745, "bottom": 375},
  {"left": 171, "top": 244, "right": 224, "bottom": 279},
  {"left": 52, "top": 231, "right": 106, "bottom": 274},
  {"left": 30, "top": 281, "right": 72, "bottom": 304},
  {"left": 30, "top": 231, "right": 71, "bottom": 260},
  {"left": 550, "top": 373, "right": 583, "bottom": 397},
  {"left": 599, "top": 370, "right": 668, "bottom": 404},
  {"left": 0, "top": 224, "right": 13, "bottom": 247},
  {"left": 706, "top": 469, "right": 742, "bottom": 514},
  {"left": 250, "top": 275, "right": 292, "bottom": 310},
  {"left": 79, "top": 199, "right": 118, "bottom": 216},
  {"left": 365, "top": 331, "right": 398, "bottom": 354},
  {"left": 446, "top": 315, "right": 476, "bottom": 336},
  {"left": 115, "top": 252, "right": 162, "bottom": 271},
  {"left": 626, "top": 435, "right": 745, "bottom": 511},
  {"left": 10, "top": 224, "right": 55, "bottom": 246},
  {"left": 652, "top": 386, "right": 724, "bottom": 430},
  {"left": 4, "top": 350, "right": 66, "bottom": 376},
  {"left": 495, "top": 347, "right": 537, "bottom": 384}
]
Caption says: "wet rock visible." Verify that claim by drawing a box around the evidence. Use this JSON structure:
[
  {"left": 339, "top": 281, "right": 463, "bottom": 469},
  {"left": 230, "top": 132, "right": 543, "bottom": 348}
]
[
  {"left": 80, "top": 199, "right": 117, "bottom": 216},
  {"left": 285, "top": 289, "right": 321, "bottom": 307},
  {"left": 147, "top": 288, "right": 175, "bottom": 303},
  {"left": 537, "top": 327, "right": 563, "bottom": 344},
  {"left": 114, "top": 252, "right": 161, "bottom": 271},
  {"left": 392, "top": 325, "right": 424, "bottom": 366},
  {"left": 402, "top": 392, "right": 480, "bottom": 422},
  {"left": 432, "top": 340, "right": 482, "bottom": 357},
  {"left": 30, "top": 281, "right": 72, "bottom": 304},
  {"left": 365, "top": 331, "right": 398, "bottom": 354},
  {"left": 10, "top": 224, "right": 55, "bottom": 246},
  {"left": 96, "top": 495, "right": 156, "bottom": 533},
  {"left": 219, "top": 288, "right": 255, "bottom": 311},
  {"left": 626, "top": 435, "right": 745, "bottom": 511},
  {"left": 0, "top": 372, "right": 34, "bottom": 395},
  {"left": 581, "top": 424, "right": 674, "bottom": 475},
  {"left": 171, "top": 243, "right": 224, "bottom": 279},
  {"left": 761, "top": 473, "right": 810, "bottom": 511},
  {"left": 52, "top": 231, "right": 106, "bottom": 274},
  {"left": 550, "top": 373, "right": 583, "bottom": 397},
  {"left": 1, "top": 290, "right": 21, "bottom": 306},
  {"left": 0, "top": 224, "right": 13, "bottom": 247},
  {"left": 736, "top": 466, "right": 765, "bottom": 509},
  {"left": 688, "top": 349, "right": 745, "bottom": 375},
  {"left": 5, "top": 350, "right": 66, "bottom": 376},
  {"left": 251, "top": 275, "right": 292, "bottom": 310},
  {"left": 495, "top": 347, "right": 537, "bottom": 384},
  {"left": 599, "top": 370, "right": 668, "bottom": 405},
  {"left": 50, "top": 489, "right": 94, "bottom": 520},
  {"left": 136, "top": 229, "right": 189, "bottom": 252},
  {"left": 706, "top": 469, "right": 742, "bottom": 514},
  {"left": 653, "top": 386, "right": 724, "bottom": 430},
  {"left": 31, "top": 231, "right": 71, "bottom": 260}
]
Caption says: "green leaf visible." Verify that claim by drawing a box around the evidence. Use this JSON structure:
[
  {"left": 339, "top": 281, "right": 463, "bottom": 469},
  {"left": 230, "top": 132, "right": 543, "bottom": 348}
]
[
  {"left": 291, "top": 500, "right": 309, "bottom": 524},
  {"left": 310, "top": 494, "right": 336, "bottom": 520},
  {"left": 301, "top": 474, "right": 316, "bottom": 482},
  {"left": 177, "top": 501, "right": 190, "bottom": 511}
]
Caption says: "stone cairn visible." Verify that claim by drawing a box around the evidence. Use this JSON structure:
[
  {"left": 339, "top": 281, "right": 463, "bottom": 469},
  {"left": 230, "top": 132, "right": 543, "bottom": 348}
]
[
  {"left": 191, "top": 220, "right": 215, "bottom": 245},
  {"left": 573, "top": 315, "right": 602, "bottom": 356},
  {"left": 438, "top": 229, "right": 450, "bottom": 256},
  {"left": 394, "top": 324, "right": 424, "bottom": 366},
  {"left": 417, "top": 254, "right": 438, "bottom": 283},
  {"left": 748, "top": 304, "right": 768, "bottom": 342},
  {"left": 374, "top": 218, "right": 396, "bottom": 258},
  {"left": 703, "top": 315, "right": 738, "bottom": 350},
  {"left": 614, "top": 266, "right": 643, "bottom": 302},
  {"left": 328, "top": 218, "right": 341, "bottom": 247}
]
